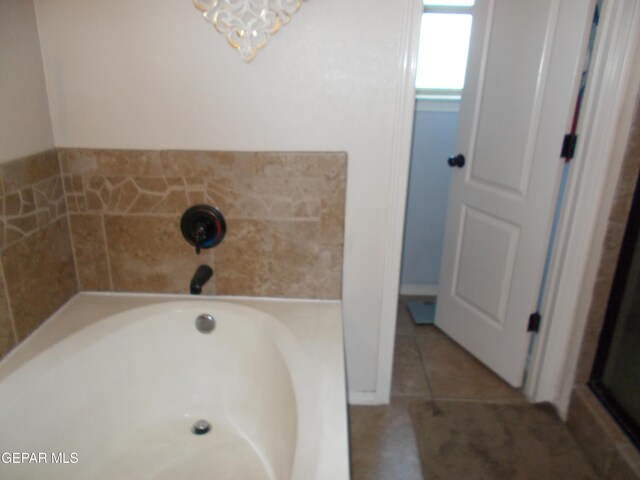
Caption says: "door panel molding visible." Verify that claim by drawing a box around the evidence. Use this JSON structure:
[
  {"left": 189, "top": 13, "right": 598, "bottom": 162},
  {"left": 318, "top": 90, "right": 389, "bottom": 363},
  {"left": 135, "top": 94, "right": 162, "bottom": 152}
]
[
  {"left": 452, "top": 205, "right": 520, "bottom": 329},
  {"left": 470, "top": 1, "right": 559, "bottom": 197}
]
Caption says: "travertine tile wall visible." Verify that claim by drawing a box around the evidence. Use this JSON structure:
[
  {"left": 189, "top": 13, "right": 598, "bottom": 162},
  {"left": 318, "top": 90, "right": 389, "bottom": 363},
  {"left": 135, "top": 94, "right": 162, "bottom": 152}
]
[
  {"left": 567, "top": 99, "right": 640, "bottom": 479},
  {"left": 60, "top": 149, "right": 346, "bottom": 299},
  {"left": 0, "top": 148, "right": 346, "bottom": 362},
  {"left": 0, "top": 150, "right": 78, "bottom": 359}
]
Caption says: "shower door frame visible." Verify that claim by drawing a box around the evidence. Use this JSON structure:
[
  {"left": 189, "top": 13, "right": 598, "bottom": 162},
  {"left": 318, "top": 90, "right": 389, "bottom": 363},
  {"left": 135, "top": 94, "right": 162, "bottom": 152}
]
[{"left": 589, "top": 173, "right": 640, "bottom": 449}]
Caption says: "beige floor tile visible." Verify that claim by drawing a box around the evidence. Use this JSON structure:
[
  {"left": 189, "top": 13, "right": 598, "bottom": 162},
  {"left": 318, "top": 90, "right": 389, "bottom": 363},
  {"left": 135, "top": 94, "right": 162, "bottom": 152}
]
[
  {"left": 349, "top": 398, "right": 424, "bottom": 480},
  {"left": 416, "top": 333, "right": 524, "bottom": 402},
  {"left": 605, "top": 444, "right": 640, "bottom": 480},
  {"left": 408, "top": 400, "right": 598, "bottom": 480},
  {"left": 391, "top": 336, "right": 431, "bottom": 397},
  {"left": 350, "top": 296, "right": 597, "bottom": 480},
  {"left": 397, "top": 295, "right": 440, "bottom": 336},
  {"left": 395, "top": 300, "right": 415, "bottom": 336},
  {"left": 414, "top": 323, "right": 446, "bottom": 337},
  {"left": 568, "top": 386, "right": 621, "bottom": 475}
]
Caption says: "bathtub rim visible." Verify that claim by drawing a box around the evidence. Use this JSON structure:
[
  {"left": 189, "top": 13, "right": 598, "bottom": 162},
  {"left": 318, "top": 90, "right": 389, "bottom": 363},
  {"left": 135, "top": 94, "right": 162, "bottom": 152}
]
[
  {"left": 0, "top": 292, "right": 349, "bottom": 480},
  {"left": 0, "top": 291, "right": 341, "bottom": 376}
]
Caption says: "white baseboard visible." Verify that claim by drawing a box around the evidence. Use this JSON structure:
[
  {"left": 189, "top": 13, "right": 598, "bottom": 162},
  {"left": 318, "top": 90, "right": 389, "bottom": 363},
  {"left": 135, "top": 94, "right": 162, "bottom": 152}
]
[
  {"left": 348, "top": 391, "right": 384, "bottom": 405},
  {"left": 399, "top": 284, "right": 439, "bottom": 296}
]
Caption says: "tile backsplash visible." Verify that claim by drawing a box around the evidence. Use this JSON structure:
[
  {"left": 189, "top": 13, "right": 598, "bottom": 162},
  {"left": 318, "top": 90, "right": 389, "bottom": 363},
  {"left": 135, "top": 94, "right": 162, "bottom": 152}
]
[
  {"left": 0, "top": 148, "right": 346, "bottom": 360},
  {"left": 60, "top": 149, "right": 346, "bottom": 299},
  {"left": 0, "top": 150, "right": 77, "bottom": 358}
]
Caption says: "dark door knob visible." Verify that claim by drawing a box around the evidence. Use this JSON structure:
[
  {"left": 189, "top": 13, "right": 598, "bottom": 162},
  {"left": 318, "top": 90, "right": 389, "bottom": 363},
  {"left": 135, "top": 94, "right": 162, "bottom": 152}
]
[{"left": 447, "top": 154, "right": 465, "bottom": 168}]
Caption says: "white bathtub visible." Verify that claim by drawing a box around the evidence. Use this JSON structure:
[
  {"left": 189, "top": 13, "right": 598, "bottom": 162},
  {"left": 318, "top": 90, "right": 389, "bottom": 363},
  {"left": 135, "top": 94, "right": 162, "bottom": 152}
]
[{"left": 0, "top": 293, "right": 349, "bottom": 480}]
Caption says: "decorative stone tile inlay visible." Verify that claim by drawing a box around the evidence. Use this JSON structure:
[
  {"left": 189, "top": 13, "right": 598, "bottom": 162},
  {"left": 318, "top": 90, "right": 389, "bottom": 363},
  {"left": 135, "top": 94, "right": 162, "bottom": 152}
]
[
  {"left": 0, "top": 151, "right": 66, "bottom": 251},
  {"left": 60, "top": 149, "right": 339, "bottom": 221},
  {"left": 65, "top": 175, "right": 206, "bottom": 215},
  {"left": 0, "top": 150, "right": 76, "bottom": 360}
]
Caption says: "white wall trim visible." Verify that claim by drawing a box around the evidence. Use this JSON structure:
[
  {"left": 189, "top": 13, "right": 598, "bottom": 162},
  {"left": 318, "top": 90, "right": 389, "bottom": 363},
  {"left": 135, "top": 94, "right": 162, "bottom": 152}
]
[
  {"left": 399, "top": 284, "right": 439, "bottom": 296},
  {"left": 374, "top": 0, "right": 422, "bottom": 404},
  {"left": 415, "top": 98, "right": 461, "bottom": 113},
  {"left": 348, "top": 391, "right": 380, "bottom": 405},
  {"left": 524, "top": 0, "right": 640, "bottom": 416}
]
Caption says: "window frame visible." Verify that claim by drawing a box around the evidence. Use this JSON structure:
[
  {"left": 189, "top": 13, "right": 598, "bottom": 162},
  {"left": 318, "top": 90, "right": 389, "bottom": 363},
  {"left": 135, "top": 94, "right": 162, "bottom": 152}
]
[{"left": 415, "top": 3, "right": 475, "bottom": 103}]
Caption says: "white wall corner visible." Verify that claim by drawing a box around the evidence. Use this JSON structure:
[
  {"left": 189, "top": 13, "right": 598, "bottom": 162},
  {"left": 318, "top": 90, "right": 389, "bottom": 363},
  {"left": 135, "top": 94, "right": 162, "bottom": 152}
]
[
  {"left": 373, "top": 0, "right": 423, "bottom": 405},
  {"left": 0, "top": 0, "right": 54, "bottom": 161}
]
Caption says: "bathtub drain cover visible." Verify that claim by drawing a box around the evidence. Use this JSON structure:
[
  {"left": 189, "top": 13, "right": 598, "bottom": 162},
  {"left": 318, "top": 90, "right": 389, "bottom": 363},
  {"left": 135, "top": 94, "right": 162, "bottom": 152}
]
[
  {"left": 192, "top": 419, "right": 211, "bottom": 435},
  {"left": 195, "top": 314, "right": 216, "bottom": 333}
]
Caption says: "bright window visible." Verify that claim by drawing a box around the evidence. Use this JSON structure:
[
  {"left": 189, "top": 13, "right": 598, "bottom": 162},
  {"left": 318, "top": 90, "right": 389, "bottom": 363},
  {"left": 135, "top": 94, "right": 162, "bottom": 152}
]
[
  {"left": 423, "top": 0, "right": 474, "bottom": 6},
  {"left": 416, "top": 1, "right": 474, "bottom": 99}
]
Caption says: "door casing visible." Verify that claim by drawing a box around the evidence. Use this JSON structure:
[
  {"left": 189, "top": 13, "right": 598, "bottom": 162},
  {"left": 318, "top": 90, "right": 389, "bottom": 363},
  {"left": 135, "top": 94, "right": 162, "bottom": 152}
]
[{"left": 373, "top": 0, "right": 640, "bottom": 410}]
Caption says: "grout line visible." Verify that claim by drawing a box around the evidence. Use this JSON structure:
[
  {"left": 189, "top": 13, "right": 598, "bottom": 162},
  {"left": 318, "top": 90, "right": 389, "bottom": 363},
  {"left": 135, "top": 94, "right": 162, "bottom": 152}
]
[
  {"left": 64, "top": 215, "right": 81, "bottom": 294},
  {"left": 400, "top": 298, "right": 436, "bottom": 399},
  {"left": 0, "top": 260, "right": 18, "bottom": 345},
  {"left": 100, "top": 214, "right": 114, "bottom": 291},
  {"left": 414, "top": 336, "right": 435, "bottom": 400},
  {"left": 396, "top": 296, "right": 435, "bottom": 400},
  {"left": 61, "top": 209, "right": 323, "bottom": 223},
  {"left": 390, "top": 391, "right": 528, "bottom": 406},
  {"left": 96, "top": 212, "right": 322, "bottom": 222},
  {"left": 210, "top": 249, "right": 217, "bottom": 295},
  {"left": 58, "top": 151, "right": 81, "bottom": 294},
  {"left": 388, "top": 391, "right": 530, "bottom": 409},
  {"left": 391, "top": 392, "right": 434, "bottom": 399},
  {"left": 427, "top": 396, "right": 529, "bottom": 405}
]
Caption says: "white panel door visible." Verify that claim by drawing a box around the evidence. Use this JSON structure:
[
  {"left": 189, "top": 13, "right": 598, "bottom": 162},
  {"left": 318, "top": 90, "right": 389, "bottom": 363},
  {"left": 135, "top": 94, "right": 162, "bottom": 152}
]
[{"left": 435, "top": 0, "right": 593, "bottom": 387}]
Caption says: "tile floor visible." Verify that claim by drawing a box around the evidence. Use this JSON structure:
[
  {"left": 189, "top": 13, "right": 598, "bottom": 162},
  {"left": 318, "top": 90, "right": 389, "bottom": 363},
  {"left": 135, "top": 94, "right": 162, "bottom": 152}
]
[{"left": 348, "top": 296, "right": 598, "bottom": 480}]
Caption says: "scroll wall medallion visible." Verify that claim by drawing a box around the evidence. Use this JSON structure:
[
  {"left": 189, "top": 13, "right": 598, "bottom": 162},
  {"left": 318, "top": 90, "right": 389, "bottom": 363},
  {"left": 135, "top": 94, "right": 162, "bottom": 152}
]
[{"left": 193, "top": 0, "right": 306, "bottom": 62}]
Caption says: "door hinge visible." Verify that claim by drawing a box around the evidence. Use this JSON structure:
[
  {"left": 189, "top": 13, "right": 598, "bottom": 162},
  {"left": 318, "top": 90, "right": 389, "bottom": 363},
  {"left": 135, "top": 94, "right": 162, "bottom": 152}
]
[
  {"left": 561, "top": 133, "right": 578, "bottom": 160},
  {"left": 528, "top": 312, "right": 542, "bottom": 333}
]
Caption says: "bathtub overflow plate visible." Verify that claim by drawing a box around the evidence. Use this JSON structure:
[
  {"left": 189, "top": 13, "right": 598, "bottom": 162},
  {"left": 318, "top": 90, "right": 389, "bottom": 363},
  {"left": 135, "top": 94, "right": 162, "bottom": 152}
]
[
  {"left": 195, "top": 314, "right": 215, "bottom": 333},
  {"left": 192, "top": 419, "right": 211, "bottom": 435}
]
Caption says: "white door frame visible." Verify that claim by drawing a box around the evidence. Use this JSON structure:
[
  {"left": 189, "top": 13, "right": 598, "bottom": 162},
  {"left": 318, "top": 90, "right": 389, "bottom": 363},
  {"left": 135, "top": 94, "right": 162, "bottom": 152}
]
[
  {"left": 524, "top": 0, "right": 640, "bottom": 415},
  {"left": 375, "top": 0, "right": 640, "bottom": 407},
  {"left": 371, "top": 0, "right": 422, "bottom": 405}
]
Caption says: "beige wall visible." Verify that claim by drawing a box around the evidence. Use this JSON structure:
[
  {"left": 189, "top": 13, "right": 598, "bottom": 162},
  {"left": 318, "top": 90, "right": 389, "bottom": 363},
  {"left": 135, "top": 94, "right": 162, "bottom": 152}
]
[
  {"left": 33, "top": 0, "right": 409, "bottom": 394},
  {"left": 0, "top": 0, "right": 54, "bottom": 162}
]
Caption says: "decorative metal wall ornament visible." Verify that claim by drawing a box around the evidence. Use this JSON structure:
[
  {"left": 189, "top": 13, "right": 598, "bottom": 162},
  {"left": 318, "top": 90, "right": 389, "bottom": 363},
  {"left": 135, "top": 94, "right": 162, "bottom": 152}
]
[{"left": 193, "top": 0, "right": 305, "bottom": 62}]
